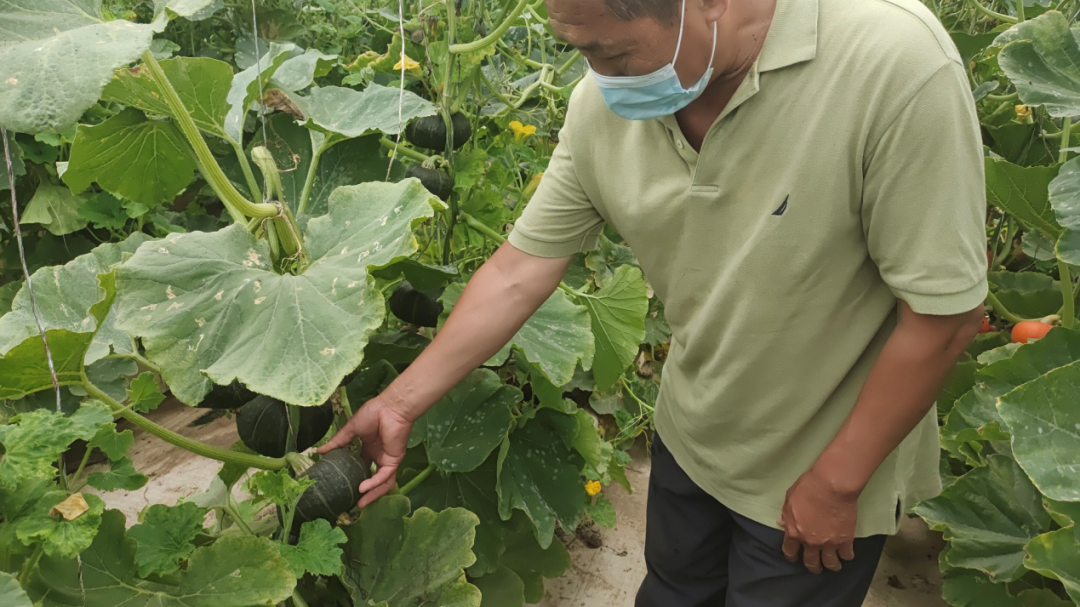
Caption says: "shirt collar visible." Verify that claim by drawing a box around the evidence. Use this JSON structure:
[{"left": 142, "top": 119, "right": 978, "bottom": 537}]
[{"left": 757, "top": 0, "right": 819, "bottom": 72}]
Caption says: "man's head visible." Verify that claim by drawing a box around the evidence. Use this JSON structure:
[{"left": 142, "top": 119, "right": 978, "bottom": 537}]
[{"left": 545, "top": 0, "right": 726, "bottom": 84}]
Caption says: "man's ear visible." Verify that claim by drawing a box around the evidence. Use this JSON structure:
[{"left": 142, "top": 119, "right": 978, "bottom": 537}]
[{"left": 700, "top": 0, "right": 731, "bottom": 22}]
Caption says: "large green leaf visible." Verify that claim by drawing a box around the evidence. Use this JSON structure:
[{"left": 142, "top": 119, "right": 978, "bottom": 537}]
[
  {"left": 85, "top": 457, "right": 147, "bottom": 491},
  {"left": 0, "top": 572, "right": 31, "bottom": 607},
  {"left": 499, "top": 510, "right": 572, "bottom": 603},
  {"left": 20, "top": 183, "right": 87, "bottom": 236},
  {"left": 941, "top": 381, "right": 1012, "bottom": 466},
  {"left": 409, "top": 369, "right": 518, "bottom": 473},
  {"left": 998, "top": 360, "right": 1080, "bottom": 501},
  {"left": 913, "top": 455, "right": 1050, "bottom": 581},
  {"left": 497, "top": 408, "right": 586, "bottom": 549},
  {"left": 271, "top": 48, "right": 336, "bottom": 92},
  {"left": 473, "top": 565, "right": 525, "bottom": 607},
  {"left": 0, "top": 330, "right": 96, "bottom": 399},
  {"left": 406, "top": 453, "right": 506, "bottom": 577},
  {"left": 293, "top": 84, "right": 435, "bottom": 141},
  {"left": 16, "top": 491, "right": 105, "bottom": 558},
  {"left": 64, "top": 108, "right": 196, "bottom": 208},
  {"left": 0, "top": 1, "right": 154, "bottom": 134},
  {"left": 224, "top": 42, "right": 295, "bottom": 144},
  {"left": 997, "top": 12, "right": 1080, "bottom": 118},
  {"left": 987, "top": 271, "right": 1063, "bottom": 319},
  {"left": 28, "top": 509, "right": 297, "bottom": 606},
  {"left": 984, "top": 158, "right": 1062, "bottom": 239},
  {"left": 102, "top": 57, "right": 234, "bottom": 140},
  {"left": 127, "top": 502, "right": 205, "bottom": 577},
  {"left": 1025, "top": 529, "right": 1080, "bottom": 602},
  {"left": 940, "top": 570, "right": 1024, "bottom": 607},
  {"left": 114, "top": 179, "right": 440, "bottom": 406},
  {"left": 579, "top": 265, "right": 648, "bottom": 390},
  {"left": 341, "top": 495, "right": 480, "bottom": 607},
  {"left": 0, "top": 233, "right": 149, "bottom": 364},
  {"left": 440, "top": 284, "right": 594, "bottom": 387},
  {"left": 1046, "top": 155, "right": 1080, "bottom": 264},
  {"left": 0, "top": 403, "right": 112, "bottom": 490}
]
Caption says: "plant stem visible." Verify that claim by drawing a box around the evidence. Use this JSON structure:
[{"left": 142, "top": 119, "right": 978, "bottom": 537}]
[
  {"left": 448, "top": 0, "right": 530, "bottom": 54},
  {"left": 399, "top": 463, "right": 436, "bottom": 495},
  {"left": 297, "top": 144, "right": 325, "bottom": 216},
  {"left": 224, "top": 500, "right": 255, "bottom": 536},
  {"left": 18, "top": 545, "right": 43, "bottom": 586},
  {"left": 379, "top": 137, "right": 430, "bottom": 162},
  {"left": 986, "top": 290, "right": 1025, "bottom": 324},
  {"left": 81, "top": 373, "right": 287, "bottom": 470},
  {"left": 1060, "top": 117, "right": 1073, "bottom": 164},
  {"left": 67, "top": 445, "right": 95, "bottom": 491},
  {"left": 460, "top": 211, "right": 505, "bottom": 242},
  {"left": 230, "top": 140, "right": 264, "bottom": 203},
  {"left": 140, "top": 51, "right": 278, "bottom": 222},
  {"left": 556, "top": 50, "right": 582, "bottom": 77},
  {"left": 105, "top": 351, "right": 163, "bottom": 375},
  {"left": 1016, "top": 0, "right": 1026, "bottom": 21},
  {"left": 964, "top": 0, "right": 1017, "bottom": 23},
  {"left": 985, "top": 92, "right": 1019, "bottom": 103},
  {"left": 1058, "top": 260, "right": 1076, "bottom": 328}
]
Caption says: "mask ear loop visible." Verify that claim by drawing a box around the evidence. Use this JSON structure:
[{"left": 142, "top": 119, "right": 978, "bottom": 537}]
[{"left": 672, "top": 0, "right": 688, "bottom": 63}]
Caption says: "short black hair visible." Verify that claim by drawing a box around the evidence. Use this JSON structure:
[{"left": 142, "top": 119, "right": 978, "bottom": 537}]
[{"left": 605, "top": 0, "right": 679, "bottom": 25}]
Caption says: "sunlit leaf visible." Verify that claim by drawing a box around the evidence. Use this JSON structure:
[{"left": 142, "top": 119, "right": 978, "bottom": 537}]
[
  {"left": 277, "top": 519, "right": 347, "bottom": 577},
  {"left": 128, "top": 501, "right": 206, "bottom": 577},
  {"left": 16, "top": 491, "right": 105, "bottom": 558},
  {"left": 579, "top": 265, "right": 648, "bottom": 390},
  {"left": 0, "top": 403, "right": 112, "bottom": 490},
  {"left": 1024, "top": 528, "right": 1080, "bottom": 603}
]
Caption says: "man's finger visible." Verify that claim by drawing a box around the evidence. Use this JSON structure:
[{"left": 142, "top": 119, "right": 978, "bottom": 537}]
[
  {"left": 781, "top": 534, "right": 801, "bottom": 563},
  {"left": 317, "top": 429, "right": 353, "bottom": 454},
  {"left": 357, "top": 477, "right": 396, "bottom": 508},
  {"left": 359, "top": 464, "right": 397, "bottom": 494},
  {"left": 821, "top": 548, "right": 843, "bottom": 572},
  {"left": 802, "top": 546, "right": 823, "bottom": 574},
  {"left": 839, "top": 542, "right": 856, "bottom": 561}
]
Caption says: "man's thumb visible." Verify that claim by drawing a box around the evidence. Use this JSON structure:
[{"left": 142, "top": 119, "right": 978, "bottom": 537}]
[{"left": 317, "top": 428, "right": 352, "bottom": 453}]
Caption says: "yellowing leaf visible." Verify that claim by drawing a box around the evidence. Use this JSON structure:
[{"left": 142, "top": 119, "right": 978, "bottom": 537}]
[{"left": 49, "top": 493, "right": 90, "bottom": 521}]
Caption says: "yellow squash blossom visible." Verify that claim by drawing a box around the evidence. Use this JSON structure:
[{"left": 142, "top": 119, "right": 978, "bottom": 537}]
[
  {"left": 1015, "top": 104, "right": 1032, "bottom": 121},
  {"left": 585, "top": 480, "right": 602, "bottom": 496},
  {"left": 509, "top": 120, "right": 537, "bottom": 142},
  {"left": 394, "top": 54, "right": 422, "bottom": 77}
]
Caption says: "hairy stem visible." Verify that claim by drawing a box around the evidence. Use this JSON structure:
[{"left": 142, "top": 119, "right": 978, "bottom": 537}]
[
  {"left": 141, "top": 51, "right": 277, "bottom": 222},
  {"left": 399, "top": 463, "right": 436, "bottom": 495},
  {"left": 82, "top": 373, "right": 287, "bottom": 470},
  {"left": 986, "top": 290, "right": 1025, "bottom": 324},
  {"left": 379, "top": 137, "right": 430, "bottom": 162},
  {"left": 449, "top": 0, "right": 530, "bottom": 54},
  {"left": 230, "top": 140, "right": 264, "bottom": 203},
  {"left": 1058, "top": 260, "right": 1076, "bottom": 329}
]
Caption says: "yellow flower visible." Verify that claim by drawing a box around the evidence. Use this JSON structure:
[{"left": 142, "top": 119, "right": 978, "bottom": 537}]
[
  {"left": 509, "top": 120, "right": 537, "bottom": 143},
  {"left": 393, "top": 54, "right": 422, "bottom": 77},
  {"left": 1015, "top": 104, "right": 1032, "bottom": 120},
  {"left": 585, "top": 480, "right": 602, "bottom": 497}
]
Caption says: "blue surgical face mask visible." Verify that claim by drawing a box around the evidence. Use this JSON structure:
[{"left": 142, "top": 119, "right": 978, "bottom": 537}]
[{"left": 589, "top": 1, "right": 718, "bottom": 120}]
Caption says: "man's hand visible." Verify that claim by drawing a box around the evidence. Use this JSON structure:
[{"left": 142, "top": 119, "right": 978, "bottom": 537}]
[
  {"left": 778, "top": 466, "right": 859, "bottom": 574},
  {"left": 317, "top": 396, "right": 414, "bottom": 508}
]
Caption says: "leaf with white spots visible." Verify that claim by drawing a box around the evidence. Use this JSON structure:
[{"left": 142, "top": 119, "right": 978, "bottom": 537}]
[
  {"left": 440, "top": 284, "right": 594, "bottom": 387},
  {"left": 409, "top": 369, "right": 519, "bottom": 473},
  {"left": 0, "top": 0, "right": 155, "bottom": 134},
  {"left": 997, "top": 12, "right": 1080, "bottom": 118},
  {"left": 998, "top": 360, "right": 1080, "bottom": 501},
  {"left": 1046, "top": 155, "right": 1080, "bottom": 265},
  {"left": 114, "top": 179, "right": 441, "bottom": 406},
  {"left": 0, "top": 233, "right": 150, "bottom": 364},
  {"left": 496, "top": 408, "right": 586, "bottom": 549}
]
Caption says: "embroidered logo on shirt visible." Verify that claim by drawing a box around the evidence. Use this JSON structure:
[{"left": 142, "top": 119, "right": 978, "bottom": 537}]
[{"left": 772, "top": 195, "right": 789, "bottom": 216}]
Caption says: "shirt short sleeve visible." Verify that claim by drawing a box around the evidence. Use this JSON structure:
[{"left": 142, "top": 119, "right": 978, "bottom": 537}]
[
  {"left": 507, "top": 92, "right": 606, "bottom": 258},
  {"left": 861, "top": 60, "right": 988, "bottom": 315}
]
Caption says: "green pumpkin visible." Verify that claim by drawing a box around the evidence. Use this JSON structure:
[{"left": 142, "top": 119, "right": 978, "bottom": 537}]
[
  {"left": 388, "top": 280, "right": 443, "bottom": 328},
  {"left": 235, "top": 395, "right": 334, "bottom": 457},
  {"left": 404, "top": 112, "right": 472, "bottom": 151},
  {"left": 406, "top": 165, "right": 454, "bottom": 201},
  {"left": 293, "top": 449, "right": 368, "bottom": 527}
]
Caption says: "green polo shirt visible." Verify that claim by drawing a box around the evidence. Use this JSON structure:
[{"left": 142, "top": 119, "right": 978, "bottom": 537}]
[{"left": 507, "top": 0, "right": 988, "bottom": 536}]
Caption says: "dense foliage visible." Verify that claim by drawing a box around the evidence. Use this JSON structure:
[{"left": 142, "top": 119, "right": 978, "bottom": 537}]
[{"left": 0, "top": 0, "right": 1078, "bottom": 606}]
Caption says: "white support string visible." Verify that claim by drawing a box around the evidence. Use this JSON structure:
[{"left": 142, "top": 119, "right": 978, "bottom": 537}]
[{"left": 387, "top": 0, "right": 408, "bottom": 179}]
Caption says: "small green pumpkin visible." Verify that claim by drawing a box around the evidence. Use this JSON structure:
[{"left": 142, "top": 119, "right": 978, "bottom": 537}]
[
  {"left": 406, "top": 165, "right": 454, "bottom": 201},
  {"left": 293, "top": 449, "right": 368, "bottom": 527},
  {"left": 235, "top": 395, "right": 334, "bottom": 457},
  {"left": 388, "top": 280, "right": 443, "bottom": 328},
  {"left": 404, "top": 112, "right": 472, "bottom": 151}
]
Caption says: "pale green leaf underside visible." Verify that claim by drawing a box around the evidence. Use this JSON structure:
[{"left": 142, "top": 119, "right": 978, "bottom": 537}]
[
  {"left": 0, "top": 572, "right": 31, "bottom": 607},
  {"left": 295, "top": 84, "right": 436, "bottom": 140},
  {"left": 115, "top": 180, "right": 439, "bottom": 406},
  {"left": 1047, "top": 156, "right": 1080, "bottom": 264},
  {"left": 984, "top": 158, "right": 1062, "bottom": 240},
  {"left": 581, "top": 265, "right": 649, "bottom": 390},
  {"left": 0, "top": 1, "right": 154, "bottom": 134},
  {"left": 998, "top": 12, "right": 1080, "bottom": 118}
]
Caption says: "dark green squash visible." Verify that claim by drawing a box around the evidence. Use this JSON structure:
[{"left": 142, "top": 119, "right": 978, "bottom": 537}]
[
  {"left": 388, "top": 280, "right": 443, "bottom": 327},
  {"left": 293, "top": 449, "right": 368, "bottom": 527},
  {"left": 405, "top": 165, "right": 454, "bottom": 201},
  {"left": 235, "top": 395, "right": 334, "bottom": 457},
  {"left": 404, "top": 112, "right": 472, "bottom": 152},
  {"left": 196, "top": 381, "right": 256, "bottom": 410}
]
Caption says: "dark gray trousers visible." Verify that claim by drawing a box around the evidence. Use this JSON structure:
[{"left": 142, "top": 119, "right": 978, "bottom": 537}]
[{"left": 635, "top": 432, "right": 888, "bottom": 607}]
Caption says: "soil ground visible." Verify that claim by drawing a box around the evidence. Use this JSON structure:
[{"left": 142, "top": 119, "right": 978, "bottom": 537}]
[{"left": 88, "top": 398, "right": 947, "bottom": 607}]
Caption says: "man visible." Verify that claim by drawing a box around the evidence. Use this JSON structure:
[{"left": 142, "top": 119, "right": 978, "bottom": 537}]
[{"left": 320, "top": 0, "right": 988, "bottom": 604}]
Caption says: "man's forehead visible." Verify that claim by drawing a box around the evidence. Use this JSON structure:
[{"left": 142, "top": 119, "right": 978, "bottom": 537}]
[{"left": 547, "top": 6, "right": 631, "bottom": 53}]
